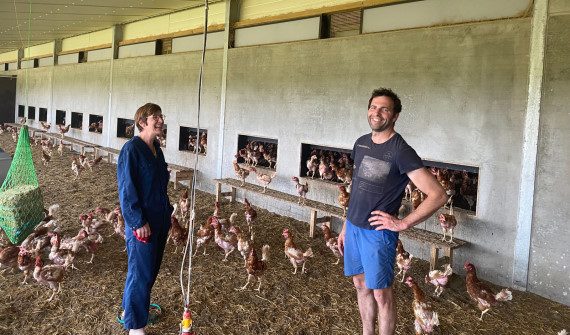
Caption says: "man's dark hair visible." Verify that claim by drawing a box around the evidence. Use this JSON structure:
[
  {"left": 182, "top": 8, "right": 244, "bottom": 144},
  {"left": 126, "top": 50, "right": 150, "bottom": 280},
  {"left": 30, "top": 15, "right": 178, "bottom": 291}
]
[{"left": 368, "top": 88, "right": 402, "bottom": 114}]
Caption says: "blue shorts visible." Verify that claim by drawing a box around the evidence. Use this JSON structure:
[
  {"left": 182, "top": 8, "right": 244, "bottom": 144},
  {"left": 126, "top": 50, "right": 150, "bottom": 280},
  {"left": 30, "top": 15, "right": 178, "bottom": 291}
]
[{"left": 344, "top": 220, "right": 398, "bottom": 289}]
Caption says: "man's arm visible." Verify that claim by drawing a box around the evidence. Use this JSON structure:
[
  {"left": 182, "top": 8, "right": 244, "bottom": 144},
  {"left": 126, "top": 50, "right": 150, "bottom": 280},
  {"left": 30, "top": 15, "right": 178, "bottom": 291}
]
[{"left": 369, "top": 167, "right": 447, "bottom": 231}]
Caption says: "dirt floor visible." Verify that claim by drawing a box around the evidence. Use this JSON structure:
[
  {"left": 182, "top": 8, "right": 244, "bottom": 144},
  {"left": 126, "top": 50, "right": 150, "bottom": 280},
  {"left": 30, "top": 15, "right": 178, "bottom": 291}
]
[{"left": 0, "top": 130, "right": 569, "bottom": 335}]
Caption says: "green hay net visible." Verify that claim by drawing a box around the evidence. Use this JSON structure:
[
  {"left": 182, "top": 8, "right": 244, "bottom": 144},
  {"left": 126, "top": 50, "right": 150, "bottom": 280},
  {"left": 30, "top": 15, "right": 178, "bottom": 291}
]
[{"left": 0, "top": 126, "right": 44, "bottom": 244}]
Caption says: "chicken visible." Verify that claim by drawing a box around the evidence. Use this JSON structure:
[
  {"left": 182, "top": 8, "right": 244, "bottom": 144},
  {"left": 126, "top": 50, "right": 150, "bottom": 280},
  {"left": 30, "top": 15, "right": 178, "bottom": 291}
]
[
  {"left": 320, "top": 223, "right": 341, "bottom": 265},
  {"left": 84, "top": 156, "right": 103, "bottom": 171},
  {"left": 193, "top": 216, "right": 215, "bottom": 256},
  {"left": 229, "top": 225, "right": 252, "bottom": 266},
  {"left": 48, "top": 233, "right": 79, "bottom": 270},
  {"left": 76, "top": 229, "right": 103, "bottom": 263},
  {"left": 438, "top": 211, "right": 458, "bottom": 243},
  {"left": 212, "top": 219, "right": 238, "bottom": 261},
  {"left": 199, "top": 132, "right": 207, "bottom": 154},
  {"left": 330, "top": 161, "right": 352, "bottom": 184},
  {"left": 19, "top": 117, "right": 27, "bottom": 124},
  {"left": 291, "top": 176, "right": 308, "bottom": 204},
  {"left": 58, "top": 123, "right": 71, "bottom": 137},
  {"left": 396, "top": 239, "right": 413, "bottom": 281},
  {"left": 17, "top": 248, "right": 35, "bottom": 284},
  {"left": 71, "top": 157, "right": 83, "bottom": 179},
  {"left": 57, "top": 141, "right": 64, "bottom": 156},
  {"left": 41, "top": 149, "right": 52, "bottom": 166},
  {"left": 306, "top": 155, "right": 319, "bottom": 179},
  {"left": 243, "top": 198, "right": 257, "bottom": 231},
  {"left": 405, "top": 181, "right": 416, "bottom": 201},
  {"left": 0, "top": 245, "right": 20, "bottom": 273},
  {"left": 425, "top": 264, "right": 453, "bottom": 297},
  {"left": 179, "top": 189, "right": 190, "bottom": 223},
  {"left": 338, "top": 185, "right": 350, "bottom": 216},
  {"left": 250, "top": 167, "right": 276, "bottom": 193},
  {"left": 40, "top": 121, "right": 51, "bottom": 130},
  {"left": 460, "top": 172, "right": 478, "bottom": 210},
  {"left": 124, "top": 123, "right": 135, "bottom": 138},
  {"left": 233, "top": 159, "right": 250, "bottom": 186},
  {"left": 168, "top": 215, "right": 187, "bottom": 254},
  {"left": 404, "top": 276, "right": 440, "bottom": 334},
  {"left": 238, "top": 244, "right": 270, "bottom": 291},
  {"left": 411, "top": 189, "right": 425, "bottom": 210},
  {"left": 318, "top": 157, "right": 334, "bottom": 180},
  {"left": 282, "top": 228, "right": 313, "bottom": 274},
  {"left": 464, "top": 262, "right": 512, "bottom": 320},
  {"left": 33, "top": 255, "right": 65, "bottom": 302}
]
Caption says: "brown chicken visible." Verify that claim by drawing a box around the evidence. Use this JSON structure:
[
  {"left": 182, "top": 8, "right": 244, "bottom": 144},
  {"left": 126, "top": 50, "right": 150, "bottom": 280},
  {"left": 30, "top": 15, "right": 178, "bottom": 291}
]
[
  {"left": 244, "top": 198, "right": 257, "bottom": 231},
  {"left": 40, "top": 121, "right": 51, "bottom": 130},
  {"left": 282, "top": 228, "right": 313, "bottom": 274},
  {"left": 291, "top": 176, "right": 308, "bottom": 204},
  {"left": 250, "top": 167, "right": 276, "bottom": 193},
  {"left": 0, "top": 245, "right": 21, "bottom": 273},
  {"left": 464, "top": 262, "right": 512, "bottom": 320},
  {"left": 404, "top": 276, "right": 440, "bottom": 334},
  {"left": 411, "top": 189, "right": 425, "bottom": 210},
  {"left": 168, "top": 215, "right": 187, "bottom": 254},
  {"left": 396, "top": 239, "right": 413, "bottom": 281},
  {"left": 425, "top": 264, "right": 453, "bottom": 297},
  {"left": 320, "top": 223, "right": 341, "bottom": 265},
  {"left": 238, "top": 244, "right": 270, "bottom": 291},
  {"left": 17, "top": 248, "right": 35, "bottom": 284},
  {"left": 233, "top": 159, "right": 250, "bottom": 186},
  {"left": 229, "top": 225, "right": 253, "bottom": 266},
  {"left": 338, "top": 185, "right": 350, "bottom": 216},
  {"left": 199, "top": 132, "right": 207, "bottom": 154},
  {"left": 84, "top": 156, "right": 103, "bottom": 171},
  {"left": 179, "top": 189, "right": 190, "bottom": 223},
  {"left": 460, "top": 172, "right": 477, "bottom": 210},
  {"left": 41, "top": 149, "right": 52, "bottom": 166},
  {"left": 438, "top": 211, "right": 458, "bottom": 242},
  {"left": 33, "top": 255, "right": 65, "bottom": 302},
  {"left": 306, "top": 155, "right": 319, "bottom": 179},
  {"left": 193, "top": 216, "right": 215, "bottom": 256},
  {"left": 212, "top": 219, "right": 238, "bottom": 261},
  {"left": 124, "top": 124, "right": 135, "bottom": 138},
  {"left": 58, "top": 123, "right": 70, "bottom": 137}
]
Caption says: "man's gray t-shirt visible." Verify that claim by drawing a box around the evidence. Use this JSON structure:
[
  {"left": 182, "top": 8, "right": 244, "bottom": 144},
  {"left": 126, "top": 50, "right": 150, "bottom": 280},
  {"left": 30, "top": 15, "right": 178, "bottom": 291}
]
[{"left": 346, "top": 133, "right": 424, "bottom": 230}]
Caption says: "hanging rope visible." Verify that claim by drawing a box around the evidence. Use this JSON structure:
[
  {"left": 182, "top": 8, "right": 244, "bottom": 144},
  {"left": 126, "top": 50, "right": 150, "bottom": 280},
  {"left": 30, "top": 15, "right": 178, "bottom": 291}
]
[{"left": 178, "top": 1, "right": 209, "bottom": 332}]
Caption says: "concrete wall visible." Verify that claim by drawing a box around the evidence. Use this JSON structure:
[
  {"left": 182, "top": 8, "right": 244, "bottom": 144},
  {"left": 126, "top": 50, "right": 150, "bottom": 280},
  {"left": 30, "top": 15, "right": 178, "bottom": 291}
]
[
  {"left": 16, "top": 67, "right": 52, "bottom": 128},
  {"left": 10, "top": 15, "right": 569, "bottom": 305},
  {"left": 529, "top": 14, "right": 570, "bottom": 305}
]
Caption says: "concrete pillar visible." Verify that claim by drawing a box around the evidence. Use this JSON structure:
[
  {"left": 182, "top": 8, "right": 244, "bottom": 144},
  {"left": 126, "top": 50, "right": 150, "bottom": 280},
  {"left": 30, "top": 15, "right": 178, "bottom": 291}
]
[
  {"left": 106, "top": 25, "right": 123, "bottom": 148},
  {"left": 512, "top": 0, "right": 549, "bottom": 290}
]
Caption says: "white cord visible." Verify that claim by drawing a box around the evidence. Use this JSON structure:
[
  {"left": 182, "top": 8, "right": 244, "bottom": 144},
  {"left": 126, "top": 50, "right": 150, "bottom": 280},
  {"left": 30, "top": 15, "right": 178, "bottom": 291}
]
[{"left": 179, "top": 0, "right": 209, "bottom": 310}]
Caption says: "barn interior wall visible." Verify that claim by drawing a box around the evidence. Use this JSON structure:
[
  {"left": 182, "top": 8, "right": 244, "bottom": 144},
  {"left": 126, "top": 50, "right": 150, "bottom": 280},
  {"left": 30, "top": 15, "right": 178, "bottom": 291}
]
[
  {"left": 10, "top": 15, "right": 568, "bottom": 305},
  {"left": 528, "top": 13, "right": 570, "bottom": 305}
]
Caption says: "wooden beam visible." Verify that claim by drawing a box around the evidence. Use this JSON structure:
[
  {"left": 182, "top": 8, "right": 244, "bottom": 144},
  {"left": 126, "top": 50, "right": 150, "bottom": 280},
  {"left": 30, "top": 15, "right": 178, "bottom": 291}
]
[
  {"left": 118, "top": 24, "right": 225, "bottom": 47},
  {"left": 58, "top": 43, "right": 112, "bottom": 56}
]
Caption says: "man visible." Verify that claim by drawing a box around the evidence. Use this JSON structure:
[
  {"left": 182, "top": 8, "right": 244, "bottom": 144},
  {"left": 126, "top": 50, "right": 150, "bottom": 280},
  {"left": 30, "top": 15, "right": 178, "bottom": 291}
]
[
  {"left": 117, "top": 103, "right": 173, "bottom": 335},
  {"left": 338, "top": 88, "right": 448, "bottom": 335}
]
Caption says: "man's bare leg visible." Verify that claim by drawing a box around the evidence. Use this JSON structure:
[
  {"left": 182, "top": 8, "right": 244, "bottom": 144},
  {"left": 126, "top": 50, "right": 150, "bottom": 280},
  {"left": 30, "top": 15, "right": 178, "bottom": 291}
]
[
  {"left": 374, "top": 286, "right": 396, "bottom": 335},
  {"left": 353, "top": 274, "right": 377, "bottom": 335}
]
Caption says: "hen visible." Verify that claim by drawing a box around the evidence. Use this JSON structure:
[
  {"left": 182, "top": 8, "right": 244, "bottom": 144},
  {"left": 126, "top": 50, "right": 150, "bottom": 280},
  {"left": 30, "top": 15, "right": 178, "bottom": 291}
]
[
  {"left": 320, "top": 223, "right": 341, "bottom": 265},
  {"left": 282, "top": 228, "right": 313, "bottom": 274},
  {"left": 425, "top": 264, "right": 452, "bottom": 297},
  {"left": 438, "top": 210, "right": 458, "bottom": 242},
  {"left": 250, "top": 167, "right": 276, "bottom": 193},
  {"left": 338, "top": 185, "right": 350, "bottom": 216},
  {"left": 291, "top": 176, "right": 308, "bottom": 204},
  {"left": 396, "top": 239, "right": 413, "bottom": 281},
  {"left": 229, "top": 225, "right": 253, "bottom": 266},
  {"left": 238, "top": 244, "right": 270, "bottom": 291},
  {"left": 464, "top": 262, "right": 512, "bottom": 320},
  {"left": 244, "top": 198, "right": 257, "bottom": 231},
  {"left": 33, "top": 255, "right": 65, "bottom": 302},
  {"left": 212, "top": 218, "right": 237, "bottom": 261},
  {"left": 405, "top": 276, "right": 440, "bottom": 334},
  {"left": 233, "top": 159, "right": 250, "bottom": 186},
  {"left": 58, "top": 124, "right": 71, "bottom": 137},
  {"left": 306, "top": 155, "right": 319, "bottom": 179},
  {"left": 168, "top": 215, "right": 187, "bottom": 254},
  {"left": 193, "top": 216, "right": 215, "bottom": 256}
]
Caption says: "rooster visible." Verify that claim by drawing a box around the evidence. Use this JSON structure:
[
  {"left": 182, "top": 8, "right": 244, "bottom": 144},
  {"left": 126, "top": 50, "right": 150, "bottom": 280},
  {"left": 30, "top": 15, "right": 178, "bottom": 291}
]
[
  {"left": 238, "top": 244, "right": 270, "bottom": 291},
  {"left": 320, "top": 223, "right": 341, "bottom": 265},
  {"left": 33, "top": 255, "right": 65, "bottom": 302},
  {"left": 250, "top": 167, "right": 276, "bottom": 193},
  {"left": 396, "top": 239, "right": 413, "bottom": 282},
  {"left": 464, "top": 262, "right": 512, "bottom": 320},
  {"left": 282, "top": 228, "right": 313, "bottom": 274},
  {"left": 425, "top": 264, "right": 452, "bottom": 297},
  {"left": 291, "top": 176, "right": 308, "bottom": 204},
  {"left": 405, "top": 276, "right": 440, "bottom": 334},
  {"left": 233, "top": 159, "right": 250, "bottom": 186}
]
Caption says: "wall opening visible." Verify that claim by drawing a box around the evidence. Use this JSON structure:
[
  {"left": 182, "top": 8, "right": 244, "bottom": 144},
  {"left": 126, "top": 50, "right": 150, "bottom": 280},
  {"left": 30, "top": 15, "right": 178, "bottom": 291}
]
[
  {"left": 39, "top": 108, "right": 47, "bottom": 122},
  {"left": 27, "top": 106, "right": 36, "bottom": 120},
  {"left": 55, "top": 110, "right": 66, "bottom": 125},
  {"left": 300, "top": 143, "right": 353, "bottom": 184},
  {"left": 71, "top": 112, "right": 83, "bottom": 129},
  {"left": 179, "top": 126, "right": 207, "bottom": 155},
  {"left": 88, "top": 114, "right": 103, "bottom": 134},
  {"left": 236, "top": 135, "right": 278, "bottom": 170},
  {"left": 117, "top": 118, "right": 135, "bottom": 139},
  {"left": 321, "top": 10, "right": 362, "bottom": 39},
  {"left": 18, "top": 105, "right": 25, "bottom": 117}
]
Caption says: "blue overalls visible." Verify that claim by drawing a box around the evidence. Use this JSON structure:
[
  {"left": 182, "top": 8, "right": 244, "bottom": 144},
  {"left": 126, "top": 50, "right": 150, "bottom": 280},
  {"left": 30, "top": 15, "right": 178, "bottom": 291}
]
[{"left": 117, "top": 136, "right": 173, "bottom": 330}]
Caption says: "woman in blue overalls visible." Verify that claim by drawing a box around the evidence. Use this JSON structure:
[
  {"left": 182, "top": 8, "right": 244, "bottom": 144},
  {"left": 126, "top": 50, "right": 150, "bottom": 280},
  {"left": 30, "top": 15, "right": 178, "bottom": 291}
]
[{"left": 117, "top": 103, "right": 173, "bottom": 335}]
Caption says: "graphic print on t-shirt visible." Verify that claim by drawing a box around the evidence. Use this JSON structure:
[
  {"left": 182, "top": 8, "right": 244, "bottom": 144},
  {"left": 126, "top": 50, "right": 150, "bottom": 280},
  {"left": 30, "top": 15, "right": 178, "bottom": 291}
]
[{"left": 357, "top": 155, "right": 391, "bottom": 195}]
